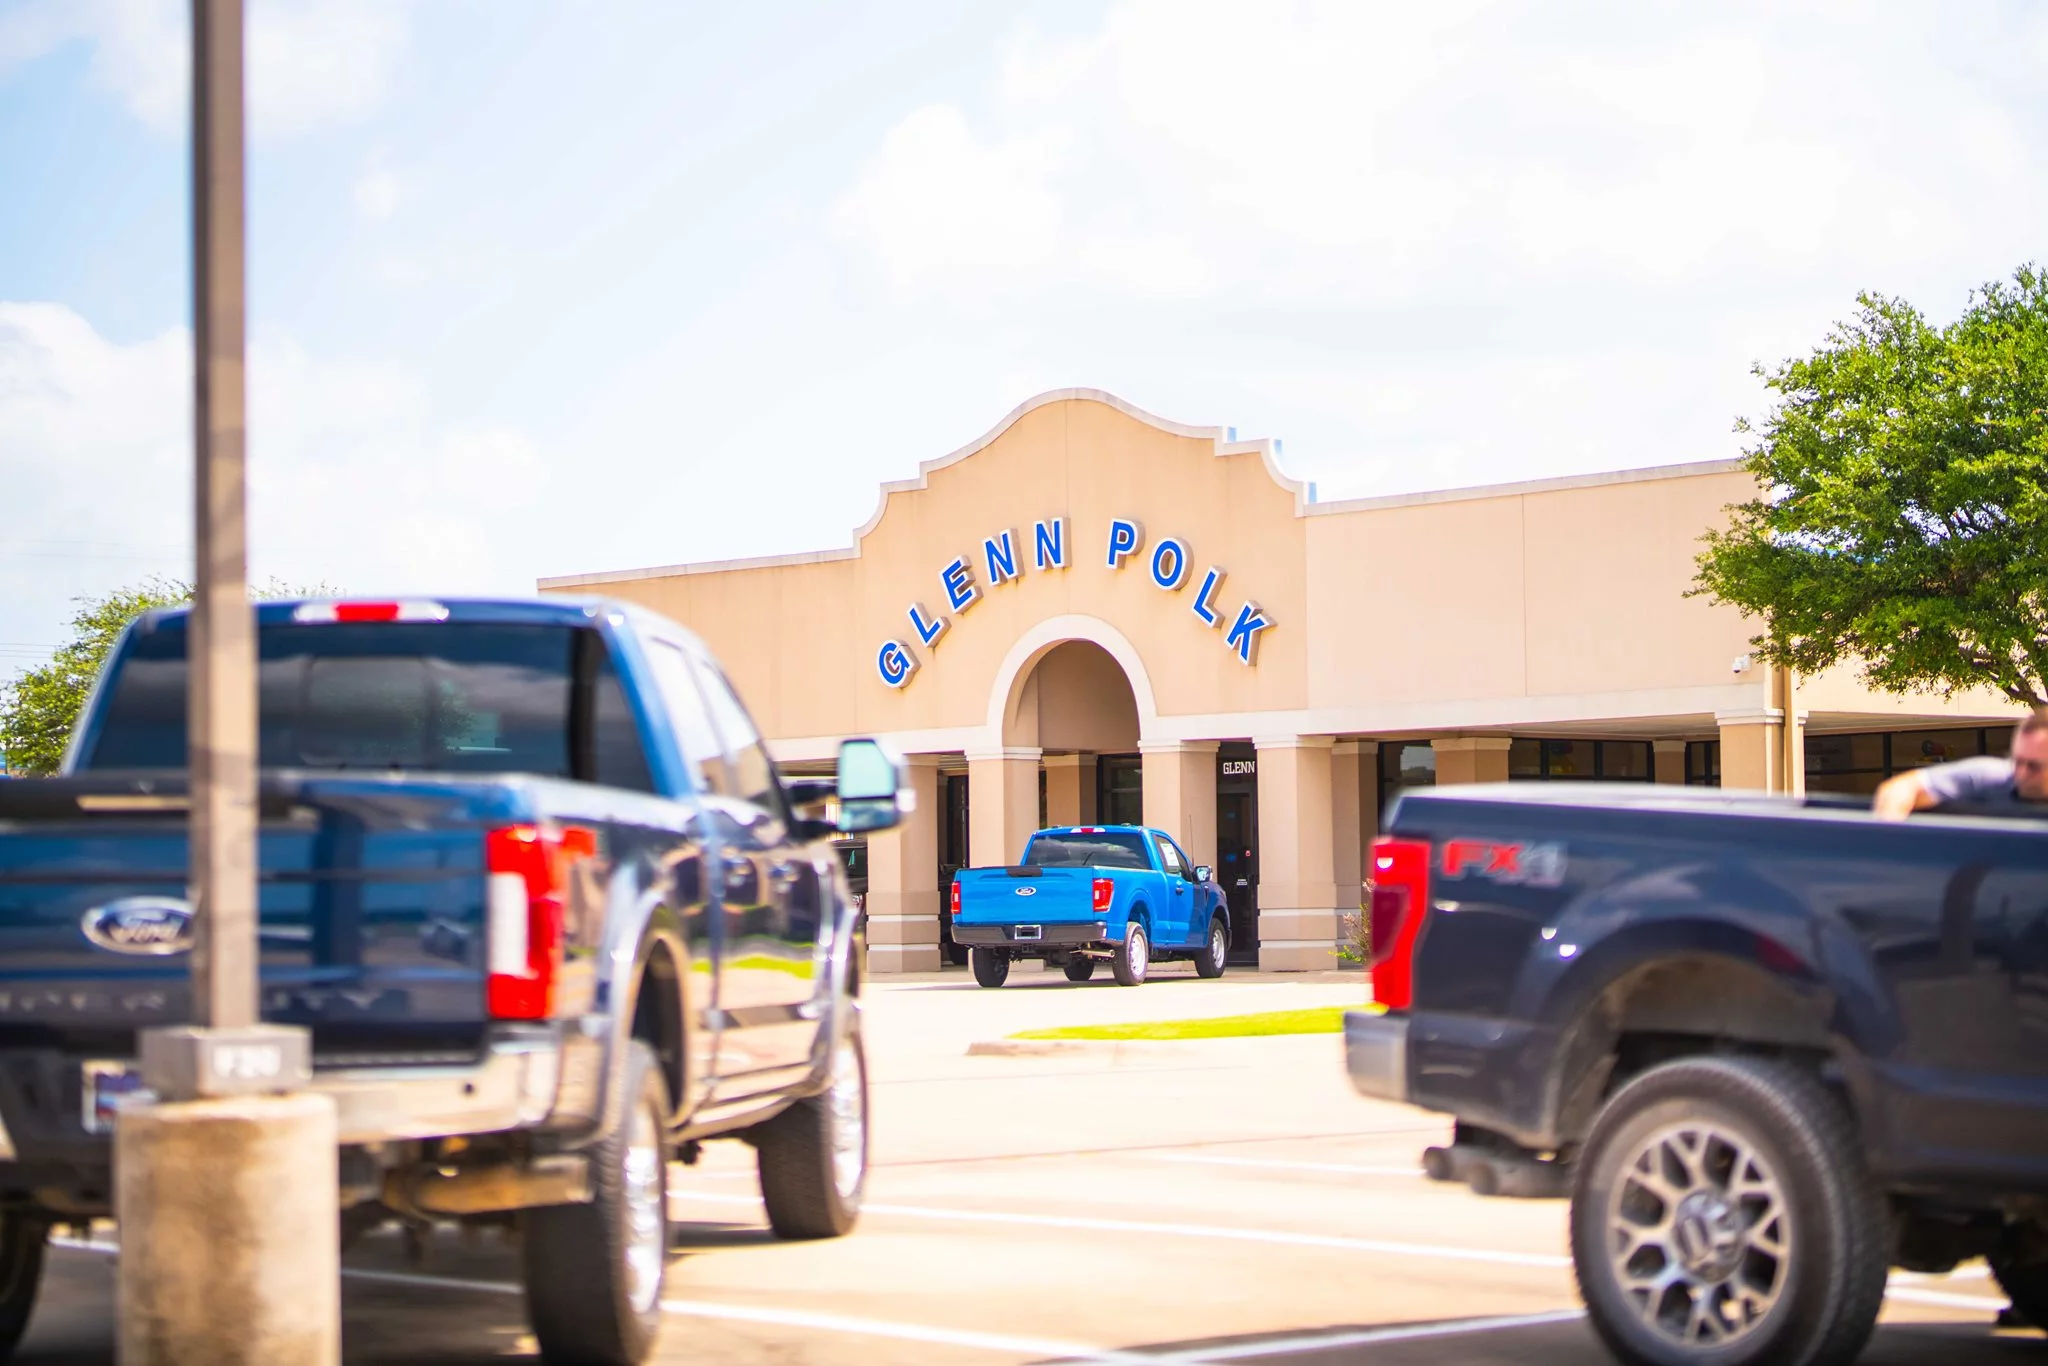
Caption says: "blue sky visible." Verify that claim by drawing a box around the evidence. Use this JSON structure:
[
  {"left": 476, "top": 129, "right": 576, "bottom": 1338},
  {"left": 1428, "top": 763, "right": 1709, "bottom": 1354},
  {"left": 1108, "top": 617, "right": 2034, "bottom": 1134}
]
[{"left": 4, "top": 0, "right": 2047, "bottom": 674}]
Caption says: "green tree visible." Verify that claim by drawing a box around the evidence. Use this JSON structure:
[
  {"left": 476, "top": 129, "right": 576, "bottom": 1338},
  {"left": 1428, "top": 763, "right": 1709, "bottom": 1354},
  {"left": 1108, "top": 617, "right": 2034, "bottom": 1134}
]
[
  {"left": 1694, "top": 265, "right": 2048, "bottom": 707},
  {"left": 0, "top": 577, "right": 336, "bottom": 776}
]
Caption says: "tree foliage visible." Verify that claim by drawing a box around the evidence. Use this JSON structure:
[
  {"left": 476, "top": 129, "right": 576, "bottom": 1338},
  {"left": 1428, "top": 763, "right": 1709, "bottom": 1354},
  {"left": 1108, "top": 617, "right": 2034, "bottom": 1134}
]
[
  {"left": 0, "top": 577, "right": 334, "bottom": 777},
  {"left": 1694, "top": 265, "right": 2048, "bottom": 707}
]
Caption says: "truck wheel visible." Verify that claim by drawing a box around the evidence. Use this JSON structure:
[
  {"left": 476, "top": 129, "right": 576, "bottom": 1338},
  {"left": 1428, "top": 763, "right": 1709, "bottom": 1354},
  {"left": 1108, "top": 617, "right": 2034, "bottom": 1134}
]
[
  {"left": 1111, "top": 920, "right": 1150, "bottom": 986},
  {"left": 523, "top": 1040, "right": 671, "bottom": 1366},
  {"left": 970, "top": 948, "right": 1010, "bottom": 988},
  {"left": 0, "top": 1213, "right": 47, "bottom": 1359},
  {"left": 755, "top": 1016, "right": 868, "bottom": 1240},
  {"left": 1570, "top": 1056, "right": 1887, "bottom": 1366},
  {"left": 1062, "top": 958, "right": 1096, "bottom": 982},
  {"left": 1193, "top": 917, "right": 1228, "bottom": 979}
]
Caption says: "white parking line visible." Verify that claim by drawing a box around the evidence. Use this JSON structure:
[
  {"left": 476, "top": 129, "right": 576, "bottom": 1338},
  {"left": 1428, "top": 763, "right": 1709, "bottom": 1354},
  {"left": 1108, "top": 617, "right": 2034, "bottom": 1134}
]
[
  {"left": 670, "top": 1190, "right": 1574, "bottom": 1270},
  {"left": 1138, "top": 1153, "right": 1423, "bottom": 1178},
  {"left": 1152, "top": 1309, "right": 1589, "bottom": 1361},
  {"left": 1883, "top": 1284, "right": 2007, "bottom": 1313}
]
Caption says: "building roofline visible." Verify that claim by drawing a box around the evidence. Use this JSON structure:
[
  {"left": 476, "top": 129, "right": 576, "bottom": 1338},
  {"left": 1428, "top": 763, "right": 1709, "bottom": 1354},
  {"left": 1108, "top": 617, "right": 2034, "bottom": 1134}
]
[
  {"left": 535, "top": 392, "right": 1748, "bottom": 590},
  {"left": 1302, "top": 458, "right": 1748, "bottom": 517}
]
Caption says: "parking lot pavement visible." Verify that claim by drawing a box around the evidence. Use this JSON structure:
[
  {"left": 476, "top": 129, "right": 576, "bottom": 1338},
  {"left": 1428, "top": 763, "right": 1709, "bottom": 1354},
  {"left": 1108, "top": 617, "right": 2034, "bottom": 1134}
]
[{"left": 14, "top": 970, "right": 2034, "bottom": 1364}]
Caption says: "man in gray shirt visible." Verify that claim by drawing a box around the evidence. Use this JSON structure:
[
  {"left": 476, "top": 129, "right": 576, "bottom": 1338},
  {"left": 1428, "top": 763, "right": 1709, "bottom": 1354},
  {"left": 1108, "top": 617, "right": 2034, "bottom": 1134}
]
[{"left": 1874, "top": 707, "right": 2048, "bottom": 819}]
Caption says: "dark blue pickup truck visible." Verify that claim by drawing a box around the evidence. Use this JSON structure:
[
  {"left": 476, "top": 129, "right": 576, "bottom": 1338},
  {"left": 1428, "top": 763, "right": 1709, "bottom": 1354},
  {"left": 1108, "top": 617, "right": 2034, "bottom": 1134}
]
[
  {"left": 0, "top": 598, "right": 909, "bottom": 1366},
  {"left": 1344, "top": 783, "right": 2048, "bottom": 1366}
]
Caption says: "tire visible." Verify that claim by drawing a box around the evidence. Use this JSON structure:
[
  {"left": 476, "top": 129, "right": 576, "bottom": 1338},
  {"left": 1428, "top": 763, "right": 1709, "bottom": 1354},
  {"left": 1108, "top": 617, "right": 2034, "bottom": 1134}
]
[
  {"left": 1062, "top": 957, "right": 1096, "bottom": 983},
  {"left": 1110, "top": 920, "right": 1150, "bottom": 987},
  {"left": 523, "top": 1040, "right": 671, "bottom": 1366},
  {"left": 970, "top": 948, "right": 1010, "bottom": 988},
  {"left": 0, "top": 1213, "right": 46, "bottom": 1360},
  {"left": 1193, "top": 917, "right": 1228, "bottom": 979},
  {"left": 755, "top": 1016, "right": 869, "bottom": 1240},
  {"left": 1990, "top": 1236, "right": 2048, "bottom": 1329},
  {"left": 1570, "top": 1056, "right": 1887, "bottom": 1366}
]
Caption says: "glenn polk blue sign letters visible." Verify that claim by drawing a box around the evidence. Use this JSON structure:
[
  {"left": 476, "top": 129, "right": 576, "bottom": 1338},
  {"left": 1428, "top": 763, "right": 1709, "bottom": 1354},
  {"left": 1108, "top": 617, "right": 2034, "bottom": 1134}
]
[{"left": 875, "top": 515, "right": 1273, "bottom": 688}]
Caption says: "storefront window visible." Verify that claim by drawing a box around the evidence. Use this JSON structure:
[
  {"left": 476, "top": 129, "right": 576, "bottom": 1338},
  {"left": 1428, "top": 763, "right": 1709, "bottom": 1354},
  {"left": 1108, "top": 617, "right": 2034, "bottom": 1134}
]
[
  {"left": 1097, "top": 754, "right": 1143, "bottom": 826},
  {"left": 1803, "top": 726, "right": 2007, "bottom": 796},
  {"left": 1686, "top": 741, "right": 1720, "bottom": 787},
  {"left": 1506, "top": 738, "right": 1654, "bottom": 781}
]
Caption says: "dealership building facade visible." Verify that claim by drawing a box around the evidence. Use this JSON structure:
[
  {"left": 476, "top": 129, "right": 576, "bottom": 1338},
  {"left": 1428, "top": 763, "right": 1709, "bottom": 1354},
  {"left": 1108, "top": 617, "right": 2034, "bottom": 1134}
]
[{"left": 540, "top": 390, "right": 2018, "bottom": 972}]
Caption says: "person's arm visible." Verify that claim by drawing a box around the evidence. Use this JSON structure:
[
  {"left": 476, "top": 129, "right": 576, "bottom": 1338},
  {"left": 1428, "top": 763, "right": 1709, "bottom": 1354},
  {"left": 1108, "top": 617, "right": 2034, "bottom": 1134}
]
[{"left": 1873, "top": 769, "right": 1937, "bottom": 821}]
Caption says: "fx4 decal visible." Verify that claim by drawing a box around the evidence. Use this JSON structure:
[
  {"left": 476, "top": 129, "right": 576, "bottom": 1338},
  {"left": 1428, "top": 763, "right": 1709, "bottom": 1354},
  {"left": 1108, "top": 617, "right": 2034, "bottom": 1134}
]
[{"left": 1438, "top": 838, "right": 1567, "bottom": 888}]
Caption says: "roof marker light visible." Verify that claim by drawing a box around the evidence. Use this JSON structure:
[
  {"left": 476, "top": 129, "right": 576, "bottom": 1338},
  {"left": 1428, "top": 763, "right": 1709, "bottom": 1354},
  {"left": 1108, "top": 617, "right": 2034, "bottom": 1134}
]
[{"left": 293, "top": 600, "right": 451, "bottom": 624}]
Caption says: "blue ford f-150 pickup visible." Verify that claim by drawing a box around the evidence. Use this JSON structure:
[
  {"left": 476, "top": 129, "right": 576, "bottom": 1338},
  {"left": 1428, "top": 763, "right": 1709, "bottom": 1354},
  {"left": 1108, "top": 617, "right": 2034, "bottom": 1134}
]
[
  {"left": 0, "top": 597, "right": 911, "bottom": 1366},
  {"left": 950, "top": 825, "right": 1230, "bottom": 987},
  {"left": 1343, "top": 782, "right": 2048, "bottom": 1366}
]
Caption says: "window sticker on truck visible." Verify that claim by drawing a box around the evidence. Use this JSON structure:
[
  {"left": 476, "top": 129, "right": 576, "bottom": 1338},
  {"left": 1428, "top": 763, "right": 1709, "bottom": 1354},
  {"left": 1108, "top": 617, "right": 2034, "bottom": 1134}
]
[{"left": 1439, "top": 838, "right": 1566, "bottom": 887}]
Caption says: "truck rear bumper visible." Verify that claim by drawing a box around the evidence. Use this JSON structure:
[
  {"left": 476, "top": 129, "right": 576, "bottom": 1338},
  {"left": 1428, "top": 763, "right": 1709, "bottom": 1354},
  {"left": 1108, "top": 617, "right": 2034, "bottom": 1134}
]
[
  {"left": 1344, "top": 1010, "right": 1410, "bottom": 1106},
  {"left": 315, "top": 1026, "right": 595, "bottom": 1144},
  {"left": 951, "top": 924, "right": 1106, "bottom": 948}
]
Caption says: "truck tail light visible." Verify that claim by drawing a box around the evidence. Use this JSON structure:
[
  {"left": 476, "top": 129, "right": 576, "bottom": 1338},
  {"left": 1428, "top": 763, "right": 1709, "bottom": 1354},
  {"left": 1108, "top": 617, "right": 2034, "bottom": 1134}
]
[
  {"left": 950, "top": 880, "right": 962, "bottom": 919},
  {"left": 292, "top": 600, "right": 450, "bottom": 624},
  {"left": 1091, "top": 877, "right": 1114, "bottom": 915},
  {"left": 486, "top": 824, "right": 593, "bottom": 1020},
  {"left": 1368, "top": 837, "right": 1432, "bottom": 1011}
]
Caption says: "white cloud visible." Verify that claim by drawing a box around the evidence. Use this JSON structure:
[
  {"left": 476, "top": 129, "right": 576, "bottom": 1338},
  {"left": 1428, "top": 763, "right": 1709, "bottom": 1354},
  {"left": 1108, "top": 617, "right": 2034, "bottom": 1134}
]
[
  {"left": 0, "top": 0, "right": 409, "bottom": 138},
  {"left": 820, "top": 0, "right": 2048, "bottom": 497},
  {"left": 0, "top": 302, "right": 547, "bottom": 656},
  {"left": 354, "top": 165, "right": 401, "bottom": 221},
  {"left": 833, "top": 1, "right": 2048, "bottom": 304}
]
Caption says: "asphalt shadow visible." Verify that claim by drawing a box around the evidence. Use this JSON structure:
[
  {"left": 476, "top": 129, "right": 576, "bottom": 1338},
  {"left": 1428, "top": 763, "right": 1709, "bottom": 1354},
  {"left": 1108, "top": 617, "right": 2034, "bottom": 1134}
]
[{"left": 1095, "top": 1315, "right": 2048, "bottom": 1365}]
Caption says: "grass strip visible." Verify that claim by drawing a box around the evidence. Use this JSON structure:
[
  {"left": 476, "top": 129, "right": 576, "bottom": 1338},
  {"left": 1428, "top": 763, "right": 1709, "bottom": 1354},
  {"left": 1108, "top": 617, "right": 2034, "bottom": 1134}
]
[{"left": 1008, "top": 1005, "right": 1347, "bottom": 1042}]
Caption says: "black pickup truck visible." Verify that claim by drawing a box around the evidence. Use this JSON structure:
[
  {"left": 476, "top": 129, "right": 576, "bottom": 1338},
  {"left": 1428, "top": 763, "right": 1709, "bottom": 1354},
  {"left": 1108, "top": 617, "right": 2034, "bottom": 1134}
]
[
  {"left": 1344, "top": 783, "right": 2048, "bottom": 1366},
  {"left": 0, "top": 598, "right": 907, "bottom": 1366}
]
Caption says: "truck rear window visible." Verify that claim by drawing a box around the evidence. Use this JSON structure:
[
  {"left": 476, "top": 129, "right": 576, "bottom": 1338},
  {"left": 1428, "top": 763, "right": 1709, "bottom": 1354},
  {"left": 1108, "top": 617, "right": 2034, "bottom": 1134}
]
[
  {"left": 81, "top": 621, "right": 653, "bottom": 789},
  {"left": 1024, "top": 833, "right": 1150, "bottom": 870}
]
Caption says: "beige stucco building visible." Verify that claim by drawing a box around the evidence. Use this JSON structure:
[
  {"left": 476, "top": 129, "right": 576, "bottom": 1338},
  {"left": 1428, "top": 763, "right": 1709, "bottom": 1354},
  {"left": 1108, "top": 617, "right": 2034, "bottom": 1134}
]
[{"left": 540, "top": 390, "right": 2018, "bottom": 972}]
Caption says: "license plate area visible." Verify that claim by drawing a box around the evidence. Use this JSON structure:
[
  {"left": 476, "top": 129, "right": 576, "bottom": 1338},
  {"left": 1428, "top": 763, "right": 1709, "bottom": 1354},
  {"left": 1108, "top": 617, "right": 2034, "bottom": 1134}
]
[
  {"left": 1010, "top": 925, "right": 1043, "bottom": 942},
  {"left": 81, "top": 1061, "right": 154, "bottom": 1135}
]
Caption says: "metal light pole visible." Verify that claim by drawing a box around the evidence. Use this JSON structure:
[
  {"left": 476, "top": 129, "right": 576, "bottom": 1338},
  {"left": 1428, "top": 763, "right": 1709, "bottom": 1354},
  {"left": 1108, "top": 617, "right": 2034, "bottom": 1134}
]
[{"left": 114, "top": 3, "right": 339, "bottom": 1361}]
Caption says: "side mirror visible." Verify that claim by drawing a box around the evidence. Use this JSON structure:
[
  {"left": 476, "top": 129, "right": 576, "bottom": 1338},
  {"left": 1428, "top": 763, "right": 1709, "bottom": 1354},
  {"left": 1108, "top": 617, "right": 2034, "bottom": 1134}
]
[
  {"left": 1195, "top": 865, "right": 1214, "bottom": 883},
  {"left": 836, "top": 737, "right": 909, "bottom": 833}
]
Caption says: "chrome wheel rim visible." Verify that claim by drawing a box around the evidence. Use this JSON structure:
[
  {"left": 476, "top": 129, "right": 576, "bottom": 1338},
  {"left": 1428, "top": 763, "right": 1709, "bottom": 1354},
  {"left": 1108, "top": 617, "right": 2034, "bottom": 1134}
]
[
  {"left": 1210, "top": 924, "right": 1226, "bottom": 965},
  {"left": 828, "top": 1031, "right": 866, "bottom": 1201},
  {"left": 1128, "top": 926, "right": 1148, "bottom": 978},
  {"left": 622, "top": 1098, "right": 666, "bottom": 1314},
  {"left": 1607, "top": 1121, "right": 1791, "bottom": 1350}
]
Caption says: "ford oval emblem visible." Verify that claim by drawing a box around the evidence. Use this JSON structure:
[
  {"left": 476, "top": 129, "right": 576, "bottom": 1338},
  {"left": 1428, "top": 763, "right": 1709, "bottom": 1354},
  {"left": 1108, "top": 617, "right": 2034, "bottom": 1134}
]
[
  {"left": 1014, "top": 886, "right": 1037, "bottom": 897},
  {"left": 82, "top": 898, "right": 195, "bottom": 956}
]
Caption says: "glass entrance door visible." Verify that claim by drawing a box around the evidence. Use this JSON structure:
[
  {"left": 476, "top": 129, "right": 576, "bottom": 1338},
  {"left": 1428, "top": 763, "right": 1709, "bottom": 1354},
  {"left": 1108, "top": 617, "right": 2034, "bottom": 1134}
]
[{"left": 1216, "top": 790, "right": 1259, "bottom": 964}]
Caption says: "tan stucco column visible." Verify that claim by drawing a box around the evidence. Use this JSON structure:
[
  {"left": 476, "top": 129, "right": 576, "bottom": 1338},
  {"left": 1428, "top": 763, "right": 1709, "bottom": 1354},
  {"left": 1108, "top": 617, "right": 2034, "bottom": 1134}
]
[
  {"left": 1330, "top": 741, "right": 1372, "bottom": 918},
  {"left": 1043, "top": 753, "right": 1098, "bottom": 827},
  {"left": 1140, "top": 740, "right": 1219, "bottom": 871},
  {"left": 1653, "top": 739, "right": 1687, "bottom": 785},
  {"left": 865, "top": 755, "right": 941, "bottom": 973},
  {"left": 1254, "top": 735, "right": 1339, "bottom": 972},
  {"left": 1717, "top": 708, "right": 1787, "bottom": 791},
  {"left": 1432, "top": 735, "right": 1512, "bottom": 784},
  {"left": 968, "top": 746, "right": 1042, "bottom": 869}
]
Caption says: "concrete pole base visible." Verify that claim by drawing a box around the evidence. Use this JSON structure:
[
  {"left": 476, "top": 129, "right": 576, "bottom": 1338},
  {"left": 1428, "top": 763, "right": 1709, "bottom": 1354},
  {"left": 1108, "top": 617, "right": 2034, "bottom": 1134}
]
[{"left": 117, "top": 1092, "right": 339, "bottom": 1366}]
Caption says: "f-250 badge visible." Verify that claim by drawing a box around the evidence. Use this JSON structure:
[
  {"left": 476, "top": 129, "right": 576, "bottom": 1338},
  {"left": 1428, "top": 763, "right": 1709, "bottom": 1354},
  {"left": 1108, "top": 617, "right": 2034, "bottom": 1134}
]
[{"left": 1438, "top": 839, "right": 1566, "bottom": 888}]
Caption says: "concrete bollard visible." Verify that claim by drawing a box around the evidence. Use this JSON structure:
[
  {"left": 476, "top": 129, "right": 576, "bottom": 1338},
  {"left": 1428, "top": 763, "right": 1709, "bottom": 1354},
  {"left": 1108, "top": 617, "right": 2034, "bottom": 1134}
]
[{"left": 116, "top": 1092, "right": 340, "bottom": 1366}]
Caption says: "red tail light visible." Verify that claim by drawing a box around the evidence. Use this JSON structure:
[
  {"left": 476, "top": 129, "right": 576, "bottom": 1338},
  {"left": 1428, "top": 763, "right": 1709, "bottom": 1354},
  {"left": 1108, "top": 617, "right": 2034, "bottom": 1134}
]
[
  {"left": 292, "top": 600, "right": 449, "bottom": 624},
  {"left": 1091, "top": 877, "right": 1114, "bottom": 915},
  {"left": 950, "top": 880, "right": 962, "bottom": 919},
  {"left": 1368, "top": 837, "right": 1432, "bottom": 1011},
  {"left": 486, "top": 824, "right": 593, "bottom": 1019}
]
